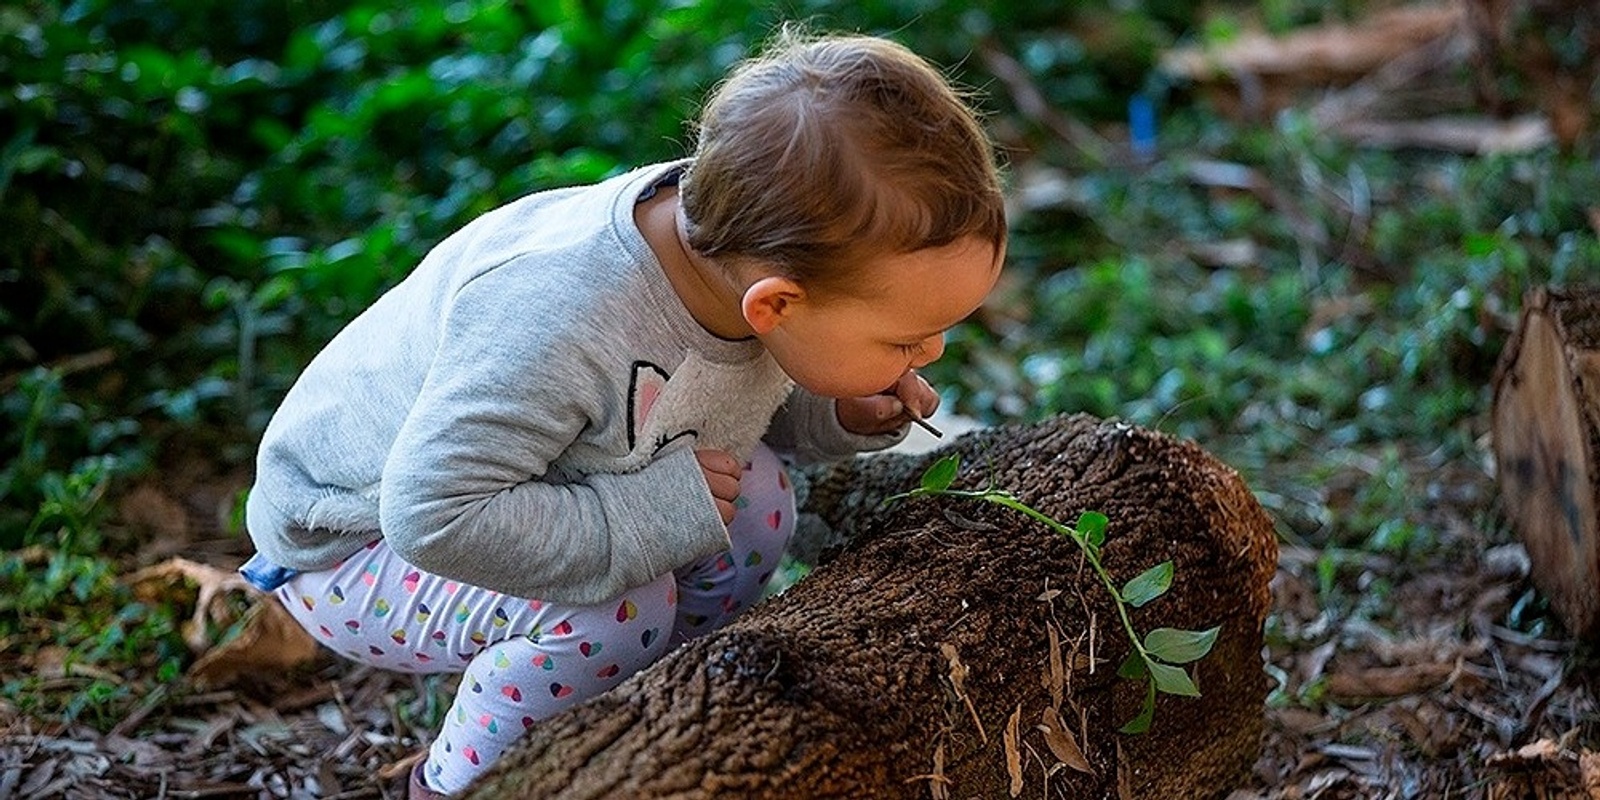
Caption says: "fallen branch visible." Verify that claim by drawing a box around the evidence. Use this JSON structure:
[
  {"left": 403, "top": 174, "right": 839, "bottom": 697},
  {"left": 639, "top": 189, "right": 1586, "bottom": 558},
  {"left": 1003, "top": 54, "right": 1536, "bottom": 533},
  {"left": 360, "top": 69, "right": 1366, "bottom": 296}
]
[{"left": 467, "top": 414, "right": 1278, "bottom": 799}]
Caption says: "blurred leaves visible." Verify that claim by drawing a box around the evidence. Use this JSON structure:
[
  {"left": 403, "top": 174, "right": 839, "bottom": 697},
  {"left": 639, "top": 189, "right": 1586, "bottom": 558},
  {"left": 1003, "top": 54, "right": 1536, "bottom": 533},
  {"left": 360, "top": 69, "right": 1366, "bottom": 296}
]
[{"left": 927, "top": 128, "right": 1600, "bottom": 547}]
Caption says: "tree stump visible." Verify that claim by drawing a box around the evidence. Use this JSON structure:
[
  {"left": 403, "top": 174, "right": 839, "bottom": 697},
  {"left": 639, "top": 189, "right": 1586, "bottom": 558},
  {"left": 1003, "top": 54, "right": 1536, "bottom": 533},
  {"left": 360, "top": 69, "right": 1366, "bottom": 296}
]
[
  {"left": 465, "top": 414, "right": 1278, "bottom": 799},
  {"left": 1492, "top": 286, "right": 1600, "bottom": 640}
]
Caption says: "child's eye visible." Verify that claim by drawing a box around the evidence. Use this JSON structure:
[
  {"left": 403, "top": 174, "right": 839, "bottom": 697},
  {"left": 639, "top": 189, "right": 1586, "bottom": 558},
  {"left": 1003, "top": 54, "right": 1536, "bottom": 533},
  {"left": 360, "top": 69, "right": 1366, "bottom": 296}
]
[{"left": 895, "top": 342, "right": 926, "bottom": 356}]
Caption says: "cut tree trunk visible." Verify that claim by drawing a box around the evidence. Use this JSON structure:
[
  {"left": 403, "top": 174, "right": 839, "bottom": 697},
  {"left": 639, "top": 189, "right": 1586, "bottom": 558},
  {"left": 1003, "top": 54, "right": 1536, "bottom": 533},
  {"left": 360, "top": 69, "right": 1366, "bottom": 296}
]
[
  {"left": 1492, "top": 286, "right": 1600, "bottom": 640},
  {"left": 465, "top": 414, "right": 1278, "bottom": 799}
]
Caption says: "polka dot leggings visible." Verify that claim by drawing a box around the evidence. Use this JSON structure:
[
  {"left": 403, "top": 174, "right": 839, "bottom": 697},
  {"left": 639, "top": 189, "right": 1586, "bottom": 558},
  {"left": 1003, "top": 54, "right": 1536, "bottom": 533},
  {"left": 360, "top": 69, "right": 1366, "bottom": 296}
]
[{"left": 274, "top": 445, "right": 796, "bottom": 794}]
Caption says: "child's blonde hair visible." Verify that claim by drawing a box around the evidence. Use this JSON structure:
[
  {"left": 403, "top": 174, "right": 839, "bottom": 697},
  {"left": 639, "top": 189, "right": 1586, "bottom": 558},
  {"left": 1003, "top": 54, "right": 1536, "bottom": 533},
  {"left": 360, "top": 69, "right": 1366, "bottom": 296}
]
[{"left": 681, "top": 27, "right": 1006, "bottom": 295}]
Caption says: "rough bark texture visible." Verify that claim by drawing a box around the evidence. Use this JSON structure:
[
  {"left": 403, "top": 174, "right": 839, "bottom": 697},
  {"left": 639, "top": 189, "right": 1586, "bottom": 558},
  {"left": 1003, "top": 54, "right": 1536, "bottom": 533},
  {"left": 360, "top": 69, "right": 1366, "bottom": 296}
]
[
  {"left": 465, "top": 414, "right": 1278, "bottom": 799},
  {"left": 1492, "top": 286, "right": 1600, "bottom": 641}
]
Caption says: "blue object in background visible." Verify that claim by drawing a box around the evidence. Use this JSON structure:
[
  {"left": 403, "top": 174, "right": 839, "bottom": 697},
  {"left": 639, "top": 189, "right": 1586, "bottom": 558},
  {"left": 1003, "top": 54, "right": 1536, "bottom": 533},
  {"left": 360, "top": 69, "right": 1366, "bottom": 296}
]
[{"left": 1129, "top": 92, "right": 1157, "bottom": 161}]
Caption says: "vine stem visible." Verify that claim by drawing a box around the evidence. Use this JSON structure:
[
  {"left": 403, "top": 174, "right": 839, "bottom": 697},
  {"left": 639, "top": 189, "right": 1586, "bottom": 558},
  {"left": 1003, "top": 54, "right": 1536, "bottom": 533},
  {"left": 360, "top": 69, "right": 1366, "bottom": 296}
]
[{"left": 932, "top": 489, "right": 1148, "bottom": 663}]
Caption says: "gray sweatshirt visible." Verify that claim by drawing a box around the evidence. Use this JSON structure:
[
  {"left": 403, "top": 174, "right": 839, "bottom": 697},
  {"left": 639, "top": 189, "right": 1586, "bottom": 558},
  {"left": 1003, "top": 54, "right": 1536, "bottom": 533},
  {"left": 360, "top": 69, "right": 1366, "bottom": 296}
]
[{"left": 245, "top": 162, "right": 902, "bottom": 604}]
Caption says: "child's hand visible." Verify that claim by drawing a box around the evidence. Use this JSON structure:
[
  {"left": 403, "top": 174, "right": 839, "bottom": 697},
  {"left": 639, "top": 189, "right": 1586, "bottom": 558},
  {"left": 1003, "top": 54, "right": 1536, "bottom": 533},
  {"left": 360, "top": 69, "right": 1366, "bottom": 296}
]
[
  {"left": 696, "top": 448, "right": 743, "bottom": 525},
  {"left": 835, "top": 371, "right": 940, "bottom": 436}
]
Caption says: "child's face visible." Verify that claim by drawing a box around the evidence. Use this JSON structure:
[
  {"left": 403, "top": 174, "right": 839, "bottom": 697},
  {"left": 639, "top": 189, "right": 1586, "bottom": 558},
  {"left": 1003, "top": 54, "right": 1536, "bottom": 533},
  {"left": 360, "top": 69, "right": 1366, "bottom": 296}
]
[{"left": 755, "top": 235, "right": 1002, "bottom": 399}]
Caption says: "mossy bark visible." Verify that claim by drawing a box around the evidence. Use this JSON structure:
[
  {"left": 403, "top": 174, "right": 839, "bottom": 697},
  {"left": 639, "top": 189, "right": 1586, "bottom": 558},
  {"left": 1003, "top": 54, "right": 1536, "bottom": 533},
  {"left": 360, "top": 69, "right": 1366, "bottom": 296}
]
[{"left": 465, "top": 414, "right": 1278, "bottom": 799}]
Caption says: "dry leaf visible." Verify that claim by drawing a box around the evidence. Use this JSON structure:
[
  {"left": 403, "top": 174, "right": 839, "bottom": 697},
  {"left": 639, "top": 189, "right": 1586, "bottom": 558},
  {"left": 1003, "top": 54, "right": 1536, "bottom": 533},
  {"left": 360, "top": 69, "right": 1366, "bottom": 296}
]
[
  {"left": 1325, "top": 662, "right": 1454, "bottom": 699},
  {"left": 117, "top": 484, "right": 190, "bottom": 543},
  {"left": 1038, "top": 707, "right": 1094, "bottom": 775},
  {"left": 1484, "top": 738, "right": 1600, "bottom": 800},
  {"left": 1045, "top": 623, "right": 1064, "bottom": 711},
  {"left": 1160, "top": 6, "right": 1460, "bottom": 83},
  {"left": 188, "top": 589, "right": 319, "bottom": 687},
  {"left": 128, "top": 557, "right": 253, "bottom": 653},
  {"left": 128, "top": 557, "right": 319, "bottom": 687},
  {"left": 902, "top": 740, "right": 951, "bottom": 800},
  {"left": 1005, "top": 704, "right": 1023, "bottom": 797},
  {"left": 940, "top": 643, "right": 987, "bottom": 744}
]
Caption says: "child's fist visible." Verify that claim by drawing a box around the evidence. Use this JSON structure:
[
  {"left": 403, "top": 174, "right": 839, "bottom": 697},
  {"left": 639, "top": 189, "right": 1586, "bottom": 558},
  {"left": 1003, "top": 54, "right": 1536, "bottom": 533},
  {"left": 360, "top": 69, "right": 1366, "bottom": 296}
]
[
  {"left": 835, "top": 371, "right": 939, "bottom": 436},
  {"left": 696, "top": 448, "right": 742, "bottom": 525}
]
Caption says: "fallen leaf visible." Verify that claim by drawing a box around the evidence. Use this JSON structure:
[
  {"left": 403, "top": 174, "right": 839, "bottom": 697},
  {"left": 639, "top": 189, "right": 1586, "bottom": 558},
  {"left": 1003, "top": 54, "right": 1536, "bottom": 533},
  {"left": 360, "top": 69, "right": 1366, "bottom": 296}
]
[
  {"left": 930, "top": 743, "right": 948, "bottom": 800},
  {"left": 1325, "top": 662, "right": 1453, "bottom": 699},
  {"left": 1038, "top": 707, "right": 1094, "bottom": 775},
  {"left": 1484, "top": 738, "right": 1600, "bottom": 799},
  {"left": 128, "top": 557, "right": 319, "bottom": 687},
  {"left": 188, "top": 597, "right": 319, "bottom": 688},
  {"left": 1158, "top": 5, "right": 1461, "bottom": 106},
  {"left": 940, "top": 643, "right": 987, "bottom": 745},
  {"left": 1005, "top": 704, "right": 1023, "bottom": 797},
  {"left": 128, "top": 558, "right": 253, "bottom": 653},
  {"left": 117, "top": 484, "right": 190, "bottom": 544},
  {"left": 1580, "top": 750, "right": 1599, "bottom": 797},
  {"left": 1044, "top": 622, "right": 1064, "bottom": 711}
]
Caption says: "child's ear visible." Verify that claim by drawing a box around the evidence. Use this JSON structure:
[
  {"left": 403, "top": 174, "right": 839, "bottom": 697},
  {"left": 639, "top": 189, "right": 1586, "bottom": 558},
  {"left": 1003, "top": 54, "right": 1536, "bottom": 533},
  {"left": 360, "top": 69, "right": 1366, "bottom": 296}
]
[{"left": 741, "top": 276, "right": 805, "bottom": 334}]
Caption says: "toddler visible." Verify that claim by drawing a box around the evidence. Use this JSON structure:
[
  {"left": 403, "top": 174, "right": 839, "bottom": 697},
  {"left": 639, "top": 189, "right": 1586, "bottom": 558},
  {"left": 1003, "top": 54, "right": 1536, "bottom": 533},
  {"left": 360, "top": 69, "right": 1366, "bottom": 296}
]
[{"left": 239, "top": 27, "right": 1006, "bottom": 798}]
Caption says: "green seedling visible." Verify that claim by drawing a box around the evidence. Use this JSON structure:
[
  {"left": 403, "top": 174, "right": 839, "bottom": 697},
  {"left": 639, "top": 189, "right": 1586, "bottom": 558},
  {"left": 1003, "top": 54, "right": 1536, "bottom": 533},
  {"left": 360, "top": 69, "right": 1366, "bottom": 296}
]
[{"left": 890, "top": 453, "right": 1220, "bottom": 733}]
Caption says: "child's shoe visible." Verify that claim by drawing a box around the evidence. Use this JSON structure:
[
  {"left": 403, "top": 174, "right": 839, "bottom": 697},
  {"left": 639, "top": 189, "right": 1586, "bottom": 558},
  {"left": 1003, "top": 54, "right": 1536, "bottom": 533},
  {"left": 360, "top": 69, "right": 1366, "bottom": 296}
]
[{"left": 409, "top": 759, "right": 447, "bottom": 800}]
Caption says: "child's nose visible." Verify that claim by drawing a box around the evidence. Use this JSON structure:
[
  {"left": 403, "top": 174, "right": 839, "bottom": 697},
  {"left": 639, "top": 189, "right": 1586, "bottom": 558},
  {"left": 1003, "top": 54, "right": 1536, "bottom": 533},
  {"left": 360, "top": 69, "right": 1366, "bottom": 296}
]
[{"left": 911, "top": 335, "right": 945, "bottom": 367}]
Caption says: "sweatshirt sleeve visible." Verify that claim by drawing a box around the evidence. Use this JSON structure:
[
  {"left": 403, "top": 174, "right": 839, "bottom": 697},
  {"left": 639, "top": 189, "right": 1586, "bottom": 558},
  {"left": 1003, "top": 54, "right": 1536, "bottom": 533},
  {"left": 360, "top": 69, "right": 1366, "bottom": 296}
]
[
  {"left": 763, "top": 386, "right": 907, "bottom": 464},
  {"left": 378, "top": 264, "right": 730, "bottom": 605}
]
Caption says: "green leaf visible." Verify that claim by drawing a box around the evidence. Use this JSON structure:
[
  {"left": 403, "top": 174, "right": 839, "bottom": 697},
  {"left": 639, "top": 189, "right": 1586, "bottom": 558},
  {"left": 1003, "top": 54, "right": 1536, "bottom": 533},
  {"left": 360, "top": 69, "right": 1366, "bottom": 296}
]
[
  {"left": 1116, "top": 651, "right": 1147, "bottom": 680},
  {"left": 1143, "top": 627, "right": 1220, "bottom": 665},
  {"left": 1119, "top": 679, "right": 1156, "bottom": 734},
  {"left": 1148, "top": 662, "right": 1200, "bottom": 697},
  {"left": 1076, "top": 510, "right": 1108, "bottom": 548},
  {"left": 1120, "top": 561, "right": 1173, "bottom": 607},
  {"left": 920, "top": 454, "right": 960, "bottom": 492}
]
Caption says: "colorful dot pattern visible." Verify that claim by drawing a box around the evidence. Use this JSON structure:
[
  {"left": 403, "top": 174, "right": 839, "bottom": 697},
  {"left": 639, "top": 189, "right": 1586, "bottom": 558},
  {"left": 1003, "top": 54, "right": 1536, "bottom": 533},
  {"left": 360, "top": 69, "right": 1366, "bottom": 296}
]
[{"left": 275, "top": 444, "right": 796, "bottom": 794}]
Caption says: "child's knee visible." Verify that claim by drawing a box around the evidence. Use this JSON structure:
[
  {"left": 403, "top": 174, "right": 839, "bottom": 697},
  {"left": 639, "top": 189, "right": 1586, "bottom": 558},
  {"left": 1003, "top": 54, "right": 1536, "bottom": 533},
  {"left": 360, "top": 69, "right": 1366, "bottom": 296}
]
[
  {"left": 729, "top": 445, "right": 796, "bottom": 550},
  {"left": 544, "top": 572, "right": 678, "bottom": 666},
  {"left": 471, "top": 572, "right": 678, "bottom": 697}
]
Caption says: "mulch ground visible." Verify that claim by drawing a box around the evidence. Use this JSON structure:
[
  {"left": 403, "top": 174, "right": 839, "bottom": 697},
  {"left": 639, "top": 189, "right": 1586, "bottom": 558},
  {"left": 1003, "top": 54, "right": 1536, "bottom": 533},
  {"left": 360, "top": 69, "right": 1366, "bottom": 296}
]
[{"left": 2, "top": 448, "right": 1595, "bottom": 799}]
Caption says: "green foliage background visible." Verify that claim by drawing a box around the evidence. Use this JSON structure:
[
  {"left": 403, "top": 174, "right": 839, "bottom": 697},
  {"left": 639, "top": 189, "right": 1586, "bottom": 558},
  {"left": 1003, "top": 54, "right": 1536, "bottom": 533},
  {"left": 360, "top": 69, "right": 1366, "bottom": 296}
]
[{"left": 3, "top": 0, "right": 1595, "bottom": 726}]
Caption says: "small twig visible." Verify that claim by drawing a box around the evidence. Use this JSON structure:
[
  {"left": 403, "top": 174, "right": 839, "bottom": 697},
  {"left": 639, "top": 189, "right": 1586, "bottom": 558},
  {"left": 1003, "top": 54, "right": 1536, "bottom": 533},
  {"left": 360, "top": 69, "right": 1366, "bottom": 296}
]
[
  {"left": 908, "top": 414, "right": 943, "bottom": 438},
  {"left": 0, "top": 347, "right": 116, "bottom": 394},
  {"left": 109, "top": 683, "right": 170, "bottom": 738}
]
